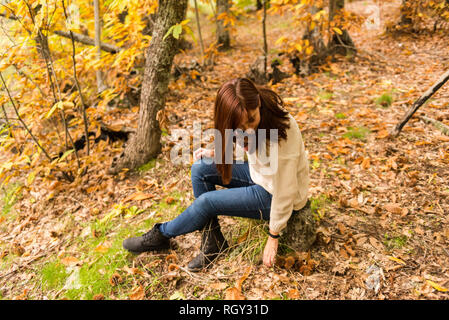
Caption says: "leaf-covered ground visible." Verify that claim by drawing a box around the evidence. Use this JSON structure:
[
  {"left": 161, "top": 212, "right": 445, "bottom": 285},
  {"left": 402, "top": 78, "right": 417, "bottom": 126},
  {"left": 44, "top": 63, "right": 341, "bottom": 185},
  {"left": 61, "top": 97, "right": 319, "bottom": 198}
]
[{"left": 1, "top": 0, "right": 449, "bottom": 300}]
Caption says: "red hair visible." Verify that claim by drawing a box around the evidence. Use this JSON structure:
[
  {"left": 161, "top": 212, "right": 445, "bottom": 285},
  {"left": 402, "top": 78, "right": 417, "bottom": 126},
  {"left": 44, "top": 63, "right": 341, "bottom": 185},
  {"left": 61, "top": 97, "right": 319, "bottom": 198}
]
[{"left": 213, "top": 77, "right": 290, "bottom": 184}]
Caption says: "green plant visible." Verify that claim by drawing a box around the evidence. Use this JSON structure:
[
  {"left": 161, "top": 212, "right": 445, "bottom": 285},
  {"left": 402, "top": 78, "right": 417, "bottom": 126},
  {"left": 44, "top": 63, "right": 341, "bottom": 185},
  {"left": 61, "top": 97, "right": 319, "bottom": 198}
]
[
  {"left": 1, "top": 182, "right": 22, "bottom": 217},
  {"left": 342, "top": 126, "right": 370, "bottom": 141},
  {"left": 41, "top": 260, "right": 69, "bottom": 292},
  {"left": 375, "top": 92, "right": 393, "bottom": 108},
  {"left": 383, "top": 233, "right": 408, "bottom": 250},
  {"left": 310, "top": 194, "right": 329, "bottom": 222},
  {"left": 335, "top": 112, "right": 347, "bottom": 119},
  {"left": 317, "top": 90, "right": 334, "bottom": 101}
]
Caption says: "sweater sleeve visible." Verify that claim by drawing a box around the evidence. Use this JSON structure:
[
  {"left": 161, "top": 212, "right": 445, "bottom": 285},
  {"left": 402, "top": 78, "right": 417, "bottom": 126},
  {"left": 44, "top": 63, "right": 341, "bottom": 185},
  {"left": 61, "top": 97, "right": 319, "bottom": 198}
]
[{"left": 269, "top": 154, "right": 299, "bottom": 234}]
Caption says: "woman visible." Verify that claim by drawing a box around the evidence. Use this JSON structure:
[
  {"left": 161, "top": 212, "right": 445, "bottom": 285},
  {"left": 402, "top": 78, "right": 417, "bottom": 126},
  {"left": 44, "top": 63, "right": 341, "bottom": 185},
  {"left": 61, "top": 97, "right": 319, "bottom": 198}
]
[{"left": 123, "top": 77, "right": 309, "bottom": 271}]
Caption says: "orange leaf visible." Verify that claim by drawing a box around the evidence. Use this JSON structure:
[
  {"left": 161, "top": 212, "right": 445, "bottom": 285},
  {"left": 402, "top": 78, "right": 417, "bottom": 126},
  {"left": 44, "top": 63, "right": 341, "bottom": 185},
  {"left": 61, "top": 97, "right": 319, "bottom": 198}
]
[
  {"left": 287, "top": 289, "right": 300, "bottom": 299},
  {"left": 94, "top": 242, "right": 111, "bottom": 253},
  {"left": 60, "top": 256, "right": 80, "bottom": 267},
  {"left": 361, "top": 157, "right": 370, "bottom": 170},
  {"left": 128, "top": 285, "right": 145, "bottom": 300},
  {"left": 123, "top": 191, "right": 155, "bottom": 203},
  {"left": 210, "top": 282, "right": 228, "bottom": 290},
  {"left": 224, "top": 287, "right": 246, "bottom": 300}
]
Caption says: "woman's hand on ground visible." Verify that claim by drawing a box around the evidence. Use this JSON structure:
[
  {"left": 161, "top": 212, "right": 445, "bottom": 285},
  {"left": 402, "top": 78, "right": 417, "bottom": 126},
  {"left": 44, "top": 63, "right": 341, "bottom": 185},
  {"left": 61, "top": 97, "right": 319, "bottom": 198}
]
[
  {"left": 193, "top": 148, "right": 214, "bottom": 161},
  {"left": 263, "top": 236, "right": 278, "bottom": 267}
]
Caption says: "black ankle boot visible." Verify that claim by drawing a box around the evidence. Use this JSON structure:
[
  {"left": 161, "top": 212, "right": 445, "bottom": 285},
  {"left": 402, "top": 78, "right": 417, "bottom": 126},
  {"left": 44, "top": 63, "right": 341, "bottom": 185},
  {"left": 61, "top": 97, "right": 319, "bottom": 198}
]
[
  {"left": 187, "top": 217, "right": 229, "bottom": 272},
  {"left": 123, "top": 223, "right": 171, "bottom": 254}
]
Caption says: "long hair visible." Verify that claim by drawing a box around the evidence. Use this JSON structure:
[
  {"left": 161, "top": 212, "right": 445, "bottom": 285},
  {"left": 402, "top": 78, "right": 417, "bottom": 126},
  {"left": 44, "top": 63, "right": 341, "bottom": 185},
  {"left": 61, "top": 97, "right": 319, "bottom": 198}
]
[{"left": 214, "top": 77, "right": 290, "bottom": 185}]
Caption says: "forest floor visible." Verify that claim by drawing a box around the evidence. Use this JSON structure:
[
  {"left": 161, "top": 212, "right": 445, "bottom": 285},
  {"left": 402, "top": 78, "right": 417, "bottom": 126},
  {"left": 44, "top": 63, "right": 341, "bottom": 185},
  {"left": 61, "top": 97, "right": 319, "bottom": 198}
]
[{"left": 1, "top": 0, "right": 449, "bottom": 300}]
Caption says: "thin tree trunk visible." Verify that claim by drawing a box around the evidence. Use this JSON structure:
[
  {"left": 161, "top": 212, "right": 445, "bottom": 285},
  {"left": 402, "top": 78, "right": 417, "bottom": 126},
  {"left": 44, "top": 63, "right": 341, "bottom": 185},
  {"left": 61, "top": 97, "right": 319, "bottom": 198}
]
[
  {"left": 216, "top": 0, "right": 231, "bottom": 51},
  {"left": 94, "top": 0, "right": 107, "bottom": 93},
  {"left": 194, "top": 0, "right": 205, "bottom": 65},
  {"left": 108, "top": 0, "right": 189, "bottom": 175},
  {"left": 262, "top": 0, "right": 268, "bottom": 78},
  {"left": 328, "top": 0, "right": 355, "bottom": 55},
  {"left": 392, "top": 69, "right": 449, "bottom": 136}
]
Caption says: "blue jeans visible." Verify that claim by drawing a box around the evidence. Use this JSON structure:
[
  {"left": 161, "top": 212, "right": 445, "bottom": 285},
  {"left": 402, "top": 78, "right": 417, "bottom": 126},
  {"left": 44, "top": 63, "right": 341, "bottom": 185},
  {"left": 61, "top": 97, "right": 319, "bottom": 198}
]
[{"left": 158, "top": 157, "right": 273, "bottom": 238}]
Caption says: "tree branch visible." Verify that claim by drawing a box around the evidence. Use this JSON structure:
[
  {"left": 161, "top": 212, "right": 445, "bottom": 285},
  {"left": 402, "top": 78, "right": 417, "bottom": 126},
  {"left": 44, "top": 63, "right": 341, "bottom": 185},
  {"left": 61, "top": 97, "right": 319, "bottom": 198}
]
[{"left": 0, "top": 13, "right": 121, "bottom": 53}]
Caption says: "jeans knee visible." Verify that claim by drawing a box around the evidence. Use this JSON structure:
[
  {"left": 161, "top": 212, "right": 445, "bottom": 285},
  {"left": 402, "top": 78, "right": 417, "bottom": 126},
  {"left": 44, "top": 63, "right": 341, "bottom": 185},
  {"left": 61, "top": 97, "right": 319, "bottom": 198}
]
[
  {"left": 194, "top": 193, "right": 216, "bottom": 218},
  {"left": 191, "top": 158, "right": 214, "bottom": 181}
]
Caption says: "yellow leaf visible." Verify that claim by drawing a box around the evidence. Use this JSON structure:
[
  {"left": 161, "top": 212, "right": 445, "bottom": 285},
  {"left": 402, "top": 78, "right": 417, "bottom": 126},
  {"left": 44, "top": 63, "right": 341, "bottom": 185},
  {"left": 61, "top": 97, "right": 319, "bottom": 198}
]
[
  {"left": 95, "top": 243, "right": 111, "bottom": 253},
  {"left": 426, "top": 280, "right": 448, "bottom": 292},
  {"left": 333, "top": 27, "right": 343, "bottom": 35},
  {"left": 387, "top": 256, "right": 406, "bottom": 265}
]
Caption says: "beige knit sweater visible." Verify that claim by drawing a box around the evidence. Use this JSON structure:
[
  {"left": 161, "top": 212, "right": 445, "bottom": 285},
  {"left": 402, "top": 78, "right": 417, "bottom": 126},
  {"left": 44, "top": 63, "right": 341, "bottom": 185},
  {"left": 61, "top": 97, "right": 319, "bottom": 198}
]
[{"left": 235, "top": 112, "right": 310, "bottom": 233}]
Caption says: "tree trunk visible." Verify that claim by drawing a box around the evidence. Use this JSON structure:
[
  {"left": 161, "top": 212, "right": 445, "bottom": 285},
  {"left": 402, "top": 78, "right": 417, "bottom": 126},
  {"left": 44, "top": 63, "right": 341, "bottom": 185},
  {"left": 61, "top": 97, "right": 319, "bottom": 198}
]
[
  {"left": 328, "top": 0, "right": 356, "bottom": 56},
  {"left": 400, "top": 0, "right": 413, "bottom": 26},
  {"left": 94, "top": 0, "right": 107, "bottom": 93},
  {"left": 281, "top": 200, "right": 317, "bottom": 252},
  {"left": 216, "top": 0, "right": 231, "bottom": 51},
  {"left": 108, "top": 0, "right": 188, "bottom": 175},
  {"left": 296, "top": 5, "right": 327, "bottom": 76}
]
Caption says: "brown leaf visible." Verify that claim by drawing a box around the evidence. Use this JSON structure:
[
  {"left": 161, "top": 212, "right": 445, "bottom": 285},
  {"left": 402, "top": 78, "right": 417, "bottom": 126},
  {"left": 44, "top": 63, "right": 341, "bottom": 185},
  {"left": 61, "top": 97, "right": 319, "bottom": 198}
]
[
  {"left": 287, "top": 289, "right": 300, "bottom": 299},
  {"left": 60, "top": 256, "right": 81, "bottom": 267},
  {"left": 165, "top": 197, "right": 175, "bottom": 204},
  {"left": 93, "top": 294, "right": 105, "bottom": 300},
  {"left": 369, "top": 237, "right": 383, "bottom": 251},
  {"left": 128, "top": 285, "right": 145, "bottom": 300},
  {"left": 224, "top": 287, "right": 246, "bottom": 300},
  {"left": 384, "top": 203, "right": 408, "bottom": 216},
  {"left": 337, "top": 222, "right": 346, "bottom": 235},
  {"left": 339, "top": 247, "right": 349, "bottom": 259},
  {"left": 123, "top": 191, "right": 155, "bottom": 203},
  {"left": 210, "top": 282, "right": 228, "bottom": 290},
  {"left": 236, "top": 266, "right": 252, "bottom": 291},
  {"left": 123, "top": 265, "right": 144, "bottom": 276}
]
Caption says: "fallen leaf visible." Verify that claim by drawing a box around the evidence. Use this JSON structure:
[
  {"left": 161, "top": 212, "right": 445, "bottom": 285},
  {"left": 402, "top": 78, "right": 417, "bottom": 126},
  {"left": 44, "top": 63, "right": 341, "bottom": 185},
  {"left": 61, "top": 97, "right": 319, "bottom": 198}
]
[
  {"left": 236, "top": 266, "right": 252, "bottom": 291},
  {"left": 123, "top": 265, "right": 145, "bottom": 276},
  {"left": 224, "top": 287, "right": 246, "bottom": 300},
  {"left": 387, "top": 256, "right": 406, "bottom": 265},
  {"left": 369, "top": 237, "right": 383, "bottom": 251},
  {"left": 384, "top": 203, "right": 408, "bottom": 216},
  {"left": 128, "top": 285, "right": 145, "bottom": 300},
  {"left": 287, "top": 289, "right": 300, "bottom": 299},
  {"left": 93, "top": 294, "right": 105, "bottom": 300},
  {"left": 60, "top": 256, "right": 80, "bottom": 267},
  {"left": 94, "top": 243, "right": 111, "bottom": 253},
  {"left": 165, "top": 197, "right": 175, "bottom": 204},
  {"left": 361, "top": 157, "right": 371, "bottom": 169},
  {"left": 123, "top": 191, "right": 155, "bottom": 203},
  {"left": 210, "top": 282, "right": 228, "bottom": 290},
  {"left": 426, "top": 280, "right": 448, "bottom": 292}
]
